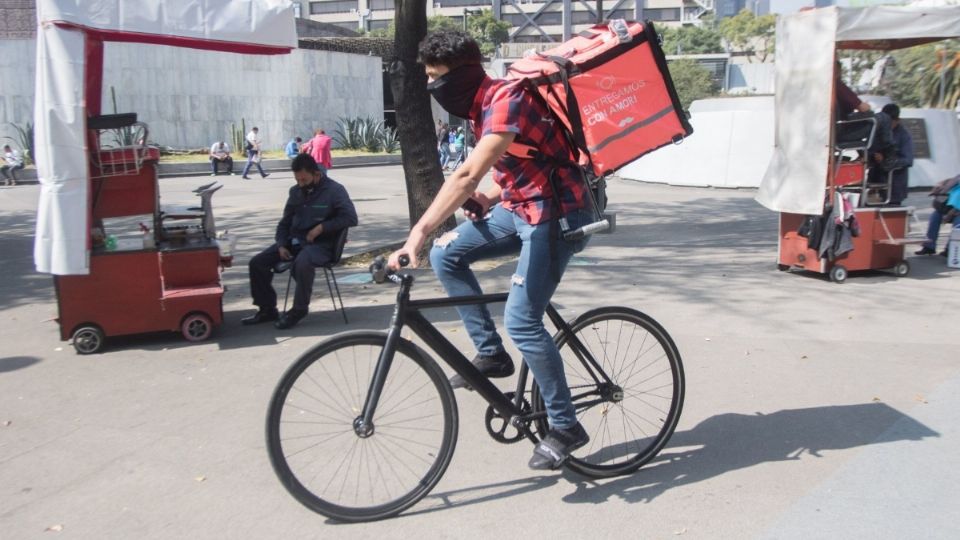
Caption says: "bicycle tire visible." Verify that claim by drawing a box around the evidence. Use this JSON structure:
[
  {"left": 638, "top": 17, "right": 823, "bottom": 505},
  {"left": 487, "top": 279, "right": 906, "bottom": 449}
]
[
  {"left": 266, "top": 330, "right": 458, "bottom": 522},
  {"left": 532, "top": 307, "right": 684, "bottom": 478}
]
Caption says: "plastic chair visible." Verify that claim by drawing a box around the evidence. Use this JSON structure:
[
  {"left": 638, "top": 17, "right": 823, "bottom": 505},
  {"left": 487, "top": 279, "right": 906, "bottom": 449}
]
[{"left": 272, "top": 227, "right": 350, "bottom": 324}]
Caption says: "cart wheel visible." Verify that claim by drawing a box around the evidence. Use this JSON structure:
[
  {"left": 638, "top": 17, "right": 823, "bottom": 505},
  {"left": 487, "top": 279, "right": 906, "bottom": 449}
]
[
  {"left": 777, "top": 264, "right": 790, "bottom": 272},
  {"left": 829, "top": 265, "right": 848, "bottom": 284},
  {"left": 894, "top": 261, "right": 910, "bottom": 277},
  {"left": 181, "top": 313, "right": 213, "bottom": 342},
  {"left": 72, "top": 325, "right": 105, "bottom": 355}
]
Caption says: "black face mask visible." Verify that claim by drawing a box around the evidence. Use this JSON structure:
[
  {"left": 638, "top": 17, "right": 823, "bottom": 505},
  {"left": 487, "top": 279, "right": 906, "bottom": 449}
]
[{"left": 426, "top": 64, "right": 487, "bottom": 120}]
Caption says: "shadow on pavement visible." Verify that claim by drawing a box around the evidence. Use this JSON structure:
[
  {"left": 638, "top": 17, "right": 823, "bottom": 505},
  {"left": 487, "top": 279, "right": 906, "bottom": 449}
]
[
  {"left": 560, "top": 402, "right": 937, "bottom": 505},
  {"left": 0, "top": 356, "right": 41, "bottom": 373}
]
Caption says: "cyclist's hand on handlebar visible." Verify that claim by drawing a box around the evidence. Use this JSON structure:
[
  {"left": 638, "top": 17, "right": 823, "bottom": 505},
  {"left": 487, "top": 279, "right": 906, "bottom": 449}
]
[{"left": 387, "top": 247, "right": 416, "bottom": 271}]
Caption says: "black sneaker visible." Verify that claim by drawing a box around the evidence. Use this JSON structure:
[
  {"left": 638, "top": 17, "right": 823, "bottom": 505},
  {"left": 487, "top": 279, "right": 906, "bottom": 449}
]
[
  {"left": 915, "top": 247, "right": 936, "bottom": 255},
  {"left": 262, "top": 173, "right": 270, "bottom": 178},
  {"left": 449, "top": 350, "right": 515, "bottom": 390},
  {"left": 275, "top": 309, "right": 307, "bottom": 330},
  {"left": 940, "top": 249, "right": 949, "bottom": 257},
  {"left": 241, "top": 308, "right": 279, "bottom": 325},
  {"left": 528, "top": 422, "right": 590, "bottom": 470}
]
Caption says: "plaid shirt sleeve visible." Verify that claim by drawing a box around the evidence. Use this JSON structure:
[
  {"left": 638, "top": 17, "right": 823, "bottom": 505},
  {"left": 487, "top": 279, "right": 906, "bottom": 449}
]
[{"left": 478, "top": 80, "right": 586, "bottom": 225}]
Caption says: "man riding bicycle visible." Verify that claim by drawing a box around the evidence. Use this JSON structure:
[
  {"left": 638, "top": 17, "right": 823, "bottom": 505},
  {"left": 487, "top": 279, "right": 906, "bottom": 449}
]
[{"left": 387, "top": 30, "right": 595, "bottom": 470}]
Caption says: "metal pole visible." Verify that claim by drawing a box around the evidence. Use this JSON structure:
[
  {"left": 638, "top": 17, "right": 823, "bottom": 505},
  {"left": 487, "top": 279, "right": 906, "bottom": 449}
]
[{"left": 939, "top": 47, "right": 947, "bottom": 108}]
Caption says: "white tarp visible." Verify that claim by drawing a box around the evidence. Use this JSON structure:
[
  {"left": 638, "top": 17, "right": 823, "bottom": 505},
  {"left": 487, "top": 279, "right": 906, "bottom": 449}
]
[
  {"left": 618, "top": 96, "right": 775, "bottom": 188},
  {"left": 34, "top": 0, "right": 295, "bottom": 275},
  {"left": 755, "top": 5, "right": 960, "bottom": 216}
]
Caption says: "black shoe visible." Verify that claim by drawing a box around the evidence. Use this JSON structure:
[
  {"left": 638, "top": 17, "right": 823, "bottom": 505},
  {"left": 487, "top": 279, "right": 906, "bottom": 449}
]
[
  {"left": 449, "top": 350, "right": 515, "bottom": 390},
  {"left": 242, "top": 175, "right": 251, "bottom": 180},
  {"left": 275, "top": 309, "right": 307, "bottom": 330},
  {"left": 241, "top": 308, "right": 278, "bottom": 325},
  {"left": 915, "top": 247, "right": 936, "bottom": 256},
  {"left": 940, "top": 250, "right": 949, "bottom": 257},
  {"left": 262, "top": 173, "right": 270, "bottom": 178},
  {"left": 528, "top": 422, "right": 590, "bottom": 470}
]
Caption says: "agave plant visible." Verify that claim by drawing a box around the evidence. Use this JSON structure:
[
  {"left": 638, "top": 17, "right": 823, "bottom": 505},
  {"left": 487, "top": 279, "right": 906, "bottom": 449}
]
[
  {"left": 358, "top": 117, "right": 384, "bottom": 153},
  {"left": 378, "top": 125, "right": 400, "bottom": 154},
  {"left": 333, "top": 117, "right": 362, "bottom": 150}
]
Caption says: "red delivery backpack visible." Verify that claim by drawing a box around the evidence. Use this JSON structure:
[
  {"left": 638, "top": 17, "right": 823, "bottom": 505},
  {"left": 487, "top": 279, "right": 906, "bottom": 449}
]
[{"left": 506, "top": 19, "right": 693, "bottom": 178}]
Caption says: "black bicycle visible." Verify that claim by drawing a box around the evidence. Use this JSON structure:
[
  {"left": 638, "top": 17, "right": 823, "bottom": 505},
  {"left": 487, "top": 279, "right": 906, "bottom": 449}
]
[{"left": 266, "top": 258, "right": 685, "bottom": 522}]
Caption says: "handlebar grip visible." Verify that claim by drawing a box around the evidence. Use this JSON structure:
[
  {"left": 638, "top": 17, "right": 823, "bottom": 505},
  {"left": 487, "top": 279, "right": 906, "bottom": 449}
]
[{"left": 562, "top": 219, "right": 610, "bottom": 241}]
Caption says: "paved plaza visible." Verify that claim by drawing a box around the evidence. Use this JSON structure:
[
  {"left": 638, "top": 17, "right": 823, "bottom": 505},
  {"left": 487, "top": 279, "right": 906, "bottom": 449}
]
[{"left": 1, "top": 166, "right": 958, "bottom": 538}]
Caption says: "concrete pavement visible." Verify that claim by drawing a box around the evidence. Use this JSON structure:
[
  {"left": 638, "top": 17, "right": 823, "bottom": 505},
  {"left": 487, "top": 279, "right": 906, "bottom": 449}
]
[{"left": 0, "top": 166, "right": 957, "bottom": 539}]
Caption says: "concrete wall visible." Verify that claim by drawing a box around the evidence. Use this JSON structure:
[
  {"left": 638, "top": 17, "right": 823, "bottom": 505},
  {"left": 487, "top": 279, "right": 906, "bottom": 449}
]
[{"left": 0, "top": 39, "right": 384, "bottom": 151}]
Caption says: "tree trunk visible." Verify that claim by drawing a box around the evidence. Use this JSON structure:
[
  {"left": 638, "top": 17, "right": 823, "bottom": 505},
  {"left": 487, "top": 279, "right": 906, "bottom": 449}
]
[{"left": 391, "top": 0, "right": 457, "bottom": 262}]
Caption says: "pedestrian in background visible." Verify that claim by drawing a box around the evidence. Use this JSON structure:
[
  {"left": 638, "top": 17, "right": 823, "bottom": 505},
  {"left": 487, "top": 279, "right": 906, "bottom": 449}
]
[
  {"left": 301, "top": 129, "right": 333, "bottom": 174},
  {"left": 242, "top": 126, "right": 270, "bottom": 180}
]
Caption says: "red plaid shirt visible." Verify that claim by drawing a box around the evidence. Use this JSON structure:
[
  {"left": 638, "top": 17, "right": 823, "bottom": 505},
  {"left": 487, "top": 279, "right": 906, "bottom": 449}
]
[{"left": 470, "top": 77, "right": 586, "bottom": 225}]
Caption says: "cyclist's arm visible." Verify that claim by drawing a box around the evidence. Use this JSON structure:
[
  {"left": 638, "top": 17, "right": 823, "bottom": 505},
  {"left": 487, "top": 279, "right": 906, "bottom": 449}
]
[{"left": 389, "top": 131, "right": 514, "bottom": 269}]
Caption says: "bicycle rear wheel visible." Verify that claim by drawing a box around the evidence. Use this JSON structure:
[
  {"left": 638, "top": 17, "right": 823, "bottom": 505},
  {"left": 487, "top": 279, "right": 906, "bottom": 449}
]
[
  {"left": 533, "top": 307, "right": 684, "bottom": 478},
  {"left": 266, "top": 331, "right": 458, "bottom": 522}
]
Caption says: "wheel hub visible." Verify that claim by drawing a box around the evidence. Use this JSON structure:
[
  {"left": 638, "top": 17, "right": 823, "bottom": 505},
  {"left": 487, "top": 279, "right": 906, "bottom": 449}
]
[
  {"left": 599, "top": 383, "right": 624, "bottom": 403},
  {"left": 353, "top": 417, "right": 374, "bottom": 438}
]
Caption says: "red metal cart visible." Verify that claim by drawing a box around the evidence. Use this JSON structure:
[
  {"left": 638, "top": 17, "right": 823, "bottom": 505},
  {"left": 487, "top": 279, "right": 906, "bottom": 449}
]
[
  {"left": 55, "top": 117, "right": 228, "bottom": 354},
  {"left": 32, "top": 1, "right": 295, "bottom": 353},
  {"left": 756, "top": 6, "right": 960, "bottom": 282}
]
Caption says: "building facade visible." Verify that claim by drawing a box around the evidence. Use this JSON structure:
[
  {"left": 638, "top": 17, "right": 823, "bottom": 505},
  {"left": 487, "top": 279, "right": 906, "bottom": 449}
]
[{"left": 300, "top": 0, "right": 721, "bottom": 43}]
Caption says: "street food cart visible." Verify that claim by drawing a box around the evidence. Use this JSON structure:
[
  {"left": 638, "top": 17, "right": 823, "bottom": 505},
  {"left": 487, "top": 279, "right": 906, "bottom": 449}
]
[
  {"left": 756, "top": 5, "right": 960, "bottom": 283},
  {"left": 32, "top": 0, "right": 295, "bottom": 353}
]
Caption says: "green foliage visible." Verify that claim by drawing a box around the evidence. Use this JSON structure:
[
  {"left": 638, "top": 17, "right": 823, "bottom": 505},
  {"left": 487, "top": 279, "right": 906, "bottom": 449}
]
[
  {"left": 465, "top": 10, "right": 511, "bottom": 56},
  {"left": 334, "top": 116, "right": 391, "bottom": 152},
  {"left": 368, "top": 14, "right": 506, "bottom": 57},
  {"left": 428, "top": 14, "right": 460, "bottom": 34},
  {"left": 660, "top": 17, "right": 724, "bottom": 55},
  {"left": 889, "top": 43, "right": 960, "bottom": 108},
  {"left": 230, "top": 118, "right": 246, "bottom": 154},
  {"left": 5, "top": 121, "right": 34, "bottom": 165},
  {"left": 718, "top": 10, "right": 776, "bottom": 63},
  {"left": 378, "top": 125, "right": 400, "bottom": 154},
  {"left": 666, "top": 58, "right": 718, "bottom": 111},
  {"left": 843, "top": 40, "right": 960, "bottom": 109}
]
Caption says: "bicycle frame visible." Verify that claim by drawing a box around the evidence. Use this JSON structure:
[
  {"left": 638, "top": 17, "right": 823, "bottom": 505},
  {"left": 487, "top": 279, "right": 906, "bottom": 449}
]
[{"left": 359, "top": 273, "right": 616, "bottom": 442}]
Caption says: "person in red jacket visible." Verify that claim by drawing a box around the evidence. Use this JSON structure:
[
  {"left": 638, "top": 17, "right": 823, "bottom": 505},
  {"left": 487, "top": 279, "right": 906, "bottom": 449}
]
[{"left": 301, "top": 129, "right": 333, "bottom": 173}]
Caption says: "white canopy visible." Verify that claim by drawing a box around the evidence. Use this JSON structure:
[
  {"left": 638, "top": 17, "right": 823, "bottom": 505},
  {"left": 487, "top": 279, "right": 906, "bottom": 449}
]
[
  {"left": 34, "top": 0, "right": 295, "bottom": 275},
  {"left": 755, "top": 5, "right": 960, "bottom": 216}
]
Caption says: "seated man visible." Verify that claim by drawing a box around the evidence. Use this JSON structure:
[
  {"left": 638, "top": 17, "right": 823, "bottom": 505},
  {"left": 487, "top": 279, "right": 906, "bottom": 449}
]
[
  {"left": 1, "top": 145, "right": 25, "bottom": 186},
  {"left": 243, "top": 153, "right": 358, "bottom": 329},
  {"left": 209, "top": 141, "right": 234, "bottom": 176},
  {"left": 285, "top": 136, "right": 302, "bottom": 159},
  {"left": 916, "top": 175, "right": 960, "bottom": 256},
  {"left": 834, "top": 67, "right": 893, "bottom": 155},
  {"left": 869, "top": 103, "right": 913, "bottom": 206}
]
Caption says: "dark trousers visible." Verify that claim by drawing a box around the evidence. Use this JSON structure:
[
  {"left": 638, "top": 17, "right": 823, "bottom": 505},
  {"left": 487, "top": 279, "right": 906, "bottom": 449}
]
[
  {"left": 249, "top": 243, "right": 333, "bottom": 312},
  {"left": 210, "top": 156, "right": 233, "bottom": 174}
]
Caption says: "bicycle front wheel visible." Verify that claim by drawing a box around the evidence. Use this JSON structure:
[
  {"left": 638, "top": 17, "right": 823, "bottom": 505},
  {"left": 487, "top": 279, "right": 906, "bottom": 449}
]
[
  {"left": 533, "top": 307, "right": 685, "bottom": 478},
  {"left": 266, "top": 331, "right": 458, "bottom": 522}
]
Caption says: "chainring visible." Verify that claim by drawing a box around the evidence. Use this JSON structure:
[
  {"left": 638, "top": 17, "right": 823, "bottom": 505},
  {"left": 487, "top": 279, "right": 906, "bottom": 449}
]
[{"left": 484, "top": 391, "right": 531, "bottom": 444}]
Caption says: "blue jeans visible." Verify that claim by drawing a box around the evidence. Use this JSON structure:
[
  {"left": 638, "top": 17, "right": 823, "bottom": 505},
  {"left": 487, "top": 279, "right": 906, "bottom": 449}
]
[
  {"left": 429, "top": 204, "right": 592, "bottom": 429},
  {"left": 242, "top": 151, "right": 266, "bottom": 177},
  {"left": 923, "top": 208, "right": 955, "bottom": 251}
]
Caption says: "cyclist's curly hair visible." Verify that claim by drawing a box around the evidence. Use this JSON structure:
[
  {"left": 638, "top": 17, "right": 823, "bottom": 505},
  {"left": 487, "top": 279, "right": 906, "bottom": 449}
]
[{"left": 417, "top": 30, "right": 482, "bottom": 69}]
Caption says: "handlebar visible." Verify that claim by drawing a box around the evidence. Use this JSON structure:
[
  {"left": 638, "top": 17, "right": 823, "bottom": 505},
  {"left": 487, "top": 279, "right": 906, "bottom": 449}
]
[
  {"left": 369, "top": 255, "right": 409, "bottom": 284},
  {"left": 562, "top": 219, "right": 610, "bottom": 241}
]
